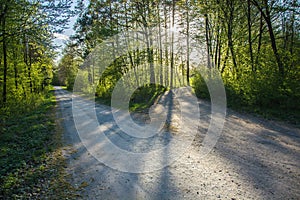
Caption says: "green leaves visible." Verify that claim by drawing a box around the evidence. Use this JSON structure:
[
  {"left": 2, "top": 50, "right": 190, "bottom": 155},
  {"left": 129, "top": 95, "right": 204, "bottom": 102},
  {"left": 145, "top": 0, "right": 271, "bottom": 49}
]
[
  {"left": 0, "top": 89, "right": 76, "bottom": 198},
  {"left": 0, "top": 0, "right": 74, "bottom": 105}
]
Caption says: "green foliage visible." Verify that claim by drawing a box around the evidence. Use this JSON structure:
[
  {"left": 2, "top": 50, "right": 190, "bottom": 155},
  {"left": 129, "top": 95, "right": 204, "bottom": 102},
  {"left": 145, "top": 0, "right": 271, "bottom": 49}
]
[
  {"left": 0, "top": 0, "right": 73, "bottom": 104},
  {"left": 0, "top": 89, "right": 75, "bottom": 198},
  {"left": 129, "top": 84, "right": 167, "bottom": 112},
  {"left": 54, "top": 44, "right": 82, "bottom": 90},
  {"left": 193, "top": 66, "right": 300, "bottom": 125},
  {"left": 0, "top": 86, "right": 51, "bottom": 117},
  {"left": 95, "top": 59, "right": 124, "bottom": 99},
  {"left": 190, "top": 0, "right": 300, "bottom": 125},
  {"left": 59, "top": 0, "right": 300, "bottom": 126},
  {"left": 192, "top": 72, "right": 210, "bottom": 101}
]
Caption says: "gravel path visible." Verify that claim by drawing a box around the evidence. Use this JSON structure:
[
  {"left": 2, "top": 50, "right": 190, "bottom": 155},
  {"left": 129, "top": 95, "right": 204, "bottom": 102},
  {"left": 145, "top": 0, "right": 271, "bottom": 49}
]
[{"left": 54, "top": 86, "right": 300, "bottom": 200}]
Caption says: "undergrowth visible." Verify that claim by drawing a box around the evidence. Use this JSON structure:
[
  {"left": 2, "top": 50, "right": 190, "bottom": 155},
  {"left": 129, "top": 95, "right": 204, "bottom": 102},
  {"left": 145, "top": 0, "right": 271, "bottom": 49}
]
[
  {"left": 192, "top": 71, "right": 300, "bottom": 127},
  {"left": 95, "top": 84, "right": 167, "bottom": 112},
  {"left": 129, "top": 84, "right": 167, "bottom": 112},
  {"left": 0, "top": 88, "right": 76, "bottom": 199}
]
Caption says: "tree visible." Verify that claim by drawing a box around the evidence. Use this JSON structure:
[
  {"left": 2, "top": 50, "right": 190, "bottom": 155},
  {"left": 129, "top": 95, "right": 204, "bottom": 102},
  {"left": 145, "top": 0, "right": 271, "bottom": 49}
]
[
  {"left": 60, "top": 0, "right": 300, "bottom": 118},
  {"left": 251, "top": 0, "right": 284, "bottom": 77},
  {"left": 0, "top": 0, "right": 73, "bottom": 104}
]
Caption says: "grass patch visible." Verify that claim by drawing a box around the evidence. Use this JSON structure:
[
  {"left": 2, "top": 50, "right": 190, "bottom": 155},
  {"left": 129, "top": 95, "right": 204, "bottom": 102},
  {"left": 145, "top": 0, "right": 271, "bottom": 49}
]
[
  {"left": 192, "top": 74, "right": 300, "bottom": 127},
  {"left": 95, "top": 84, "right": 167, "bottom": 113},
  {"left": 0, "top": 88, "right": 76, "bottom": 199},
  {"left": 230, "top": 103, "right": 300, "bottom": 127},
  {"left": 129, "top": 84, "right": 166, "bottom": 112},
  {"left": 95, "top": 97, "right": 112, "bottom": 107},
  {"left": 60, "top": 86, "right": 68, "bottom": 90}
]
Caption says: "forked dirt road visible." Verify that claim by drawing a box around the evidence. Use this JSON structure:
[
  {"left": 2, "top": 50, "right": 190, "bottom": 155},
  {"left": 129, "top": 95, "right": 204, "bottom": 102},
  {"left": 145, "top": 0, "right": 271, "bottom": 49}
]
[{"left": 55, "top": 86, "right": 300, "bottom": 199}]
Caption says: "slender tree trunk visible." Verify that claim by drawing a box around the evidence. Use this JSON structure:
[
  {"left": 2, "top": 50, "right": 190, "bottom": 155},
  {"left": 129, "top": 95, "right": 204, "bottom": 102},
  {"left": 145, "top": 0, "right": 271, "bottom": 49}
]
[
  {"left": 251, "top": 0, "right": 284, "bottom": 78},
  {"left": 282, "top": 0, "right": 288, "bottom": 52},
  {"left": 247, "top": 0, "right": 254, "bottom": 72},
  {"left": 227, "top": 1, "right": 238, "bottom": 77},
  {"left": 221, "top": 48, "right": 229, "bottom": 74},
  {"left": 28, "top": 48, "right": 33, "bottom": 93},
  {"left": 164, "top": 1, "right": 169, "bottom": 86},
  {"left": 217, "top": 22, "right": 222, "bottom": 71},
  {"left": 214, "top": 26, "right": 220, "bottom": 69},
  {"left": 217, "top": 37, "right": 222, "bottom": 71},
  {"left": 186, "top": 0, "right": 190, "bottom": 86},
  {"left": 149, "top": 31, "right": 155, "bottom": 83},
  {"left": 289, "top": 0, "right": 296, "bottom": 68},
  {"left": 265, "top": 12, "right": 284, "bottom": 77},
  {"left": 255, "top": 13, "right": 263, "bottom": 67},
  {"left": 109, "top": 1, "right": 116, "bottom": 59},
  {"left": 157, "top": 3, "right": 163, "bottom": 86},
  {"left": 205, "top": 14, "right": 212, "bottom": 69},
  {"left": 2, "top": 10, "right": 8, "bottom": 103},
  {"left": 13, "top": 49, "right": 18, "bottom": 89},
  {"left": 170, "top": 0, "right": 175, "bottom": 88},
  {"left": 24, "top": 36, "right": 33, "bottom": 94},
  {"left": 145, "top": 28, "right": 155, "bottom": 83},
  {"left": 135, "top": 30, "right": 141, "bottom": 86}
]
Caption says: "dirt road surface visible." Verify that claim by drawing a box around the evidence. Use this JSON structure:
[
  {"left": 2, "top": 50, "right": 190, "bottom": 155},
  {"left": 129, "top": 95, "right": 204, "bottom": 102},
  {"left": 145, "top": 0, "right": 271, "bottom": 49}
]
[{"left": 54, "top": 86, "right": 300, "bottom": 200}]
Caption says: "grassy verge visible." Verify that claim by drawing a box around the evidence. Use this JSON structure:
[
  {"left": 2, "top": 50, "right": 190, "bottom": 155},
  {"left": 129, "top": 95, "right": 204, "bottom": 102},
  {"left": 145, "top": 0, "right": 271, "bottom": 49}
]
[
  {"left": 192, "top": 75, "right": 300, "bottom": 127},
  {"left": 0, "top": 88, "right": 76, "bottom": 199},
  {"left": 129, "top": 84, "right": 166, "bottom": 112},
  {"left": 95, "top": 84, "right": 167, "bottom": 113}
]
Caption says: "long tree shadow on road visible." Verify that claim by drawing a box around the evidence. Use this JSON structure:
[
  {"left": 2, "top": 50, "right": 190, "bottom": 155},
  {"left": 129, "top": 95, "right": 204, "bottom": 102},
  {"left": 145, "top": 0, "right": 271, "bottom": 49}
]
[{"left": 193, "top": 102, "right": 300, "bottom": 199}]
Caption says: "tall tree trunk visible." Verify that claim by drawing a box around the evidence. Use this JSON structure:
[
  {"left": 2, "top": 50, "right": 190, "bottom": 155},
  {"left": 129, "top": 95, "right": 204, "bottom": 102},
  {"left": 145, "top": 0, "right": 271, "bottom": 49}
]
[
  {"left": 13, "top": 48, "right": 18, "bottom": 89},
  {"left": 149, "top": 31, "right": 155, "bottom": 84},
  {"left": 251, "top": 0, "right": 284, "bottom": 78},
  {"left": 265, "top": 8, "right": 284, "bottom": 77},
  {"left": 221, "top": 48, "right": 229, "bottom": 74},
  {"left": 205, "top": 14, "right": 212, "bottom": 69},
  {"left": 255, "top": 13, "right": 263, "bottom": 67},
  {"left": 227, "top": 1, "right": 238, "bottom": 77},
  {"left": 145, "top": 28, "right": 155, "bottom": 83},
  {"left": 216, "top": 19, "right": 222, "bottom": 71},
  {"left": 109, "top": 0, "right": 116, "bottom": 60},
  {"left": 217, "top": 37, "right": 222, "bottom": 71},
  {"left": 156, "top": 2, "right": 163, "bottom": 86},
  {"left": 2, "top": 9, "right": 8, "bottom": 104},
  {"left": 170, "top": 0, "right": 175, "bottom": 88},
  {"left": 135, "top": 30, "right": 141, "bottom": 86},
  {"left": 289, "top": 0, "right": 296, "bottom": 68},
  {"left": 214, "top": 25, "right": 220, "bottom": 70},
  {"left": 28, "top": 47, "right": 33, "bottom": 93},
  {"left": 164, "top": 1, "right": 169, "bottom": 86},
  {"left": 24, "top": 36, "right": 33, "bottom": 94},
  {"left": 186, "top": 0, "right": 190, "bottom": 86},
  {"left": 247, "top": 0, "right": 255, "bottom": 72}
]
